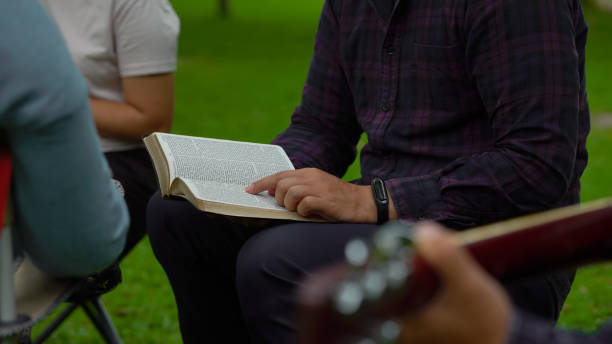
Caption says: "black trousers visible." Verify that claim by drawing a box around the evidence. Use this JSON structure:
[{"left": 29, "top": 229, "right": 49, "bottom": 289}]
[
  {"left": 147, "top": 193, "right": 574, "bottom": 344},
  {"left": 105, "top": 148, "right": 158, "bottom": 257}
]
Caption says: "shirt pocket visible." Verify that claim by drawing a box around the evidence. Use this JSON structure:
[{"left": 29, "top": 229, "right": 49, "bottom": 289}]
[{"left": 407, "top": 42, "right": 472, "bottom": 112}]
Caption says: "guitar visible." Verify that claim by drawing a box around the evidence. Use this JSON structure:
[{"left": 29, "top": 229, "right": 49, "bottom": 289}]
[{"left": 298, "top": 198, "right": 612, "bottom": 344}]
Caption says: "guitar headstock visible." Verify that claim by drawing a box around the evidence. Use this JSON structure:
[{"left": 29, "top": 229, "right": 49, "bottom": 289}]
[
  {"left": 298, "top": 198, "right": 612, "bottom": 344},
  {"left": 298, "top": 221, "right": 440, "bottom": 344}
]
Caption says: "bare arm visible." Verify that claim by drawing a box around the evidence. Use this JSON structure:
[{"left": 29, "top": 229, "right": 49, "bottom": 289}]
[{"left": 90, "top": 73, "right": 174, "bottom": 141}]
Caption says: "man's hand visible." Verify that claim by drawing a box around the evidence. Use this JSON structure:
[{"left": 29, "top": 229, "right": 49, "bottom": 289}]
[
  {"left": 246, "top": 168, "right": 379, "bottom": 223},
  {"left": 400, "top": 223, "right": 512, "bottom": 344}
]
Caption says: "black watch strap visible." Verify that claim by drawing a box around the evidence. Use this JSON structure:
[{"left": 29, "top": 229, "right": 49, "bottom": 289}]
[{"left": 371, "top": 177, "right": 389, "bottom": 225}]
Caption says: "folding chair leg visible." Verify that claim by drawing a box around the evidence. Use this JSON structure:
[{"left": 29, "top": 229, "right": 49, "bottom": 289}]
[
  {"left": 17, "top": 328, "right": 31, "bottom": 344},
  {"left": 81, "top": 298, "right": 121, "bottom": 344},
  {"left": 0, "top": 327, "right": 30, "bottom": 344},
  {"left": 31, "top": 303, "right": 78, "bottom": 344},
  {"left": 1, "top": 226, "right": 17, "bottom": 323},
  {"left": 1, "top": 226, "right": 18, "bottom": 344}
]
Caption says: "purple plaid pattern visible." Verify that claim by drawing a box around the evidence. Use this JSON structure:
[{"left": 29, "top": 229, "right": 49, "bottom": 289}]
[
  {"left": 272, "top": 0, "right": 589, "bottom": 226},
  {"left": 506, "top": 311, "right": 612, "bottom": 344}
]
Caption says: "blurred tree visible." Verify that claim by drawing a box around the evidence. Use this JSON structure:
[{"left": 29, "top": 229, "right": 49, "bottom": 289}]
[{"left": 219, "top": 0, "right": 229, "bottom": 17}]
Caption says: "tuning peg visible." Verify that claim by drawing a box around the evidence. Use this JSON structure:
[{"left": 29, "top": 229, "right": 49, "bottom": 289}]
[
  {"left": 377, "top": 320, "right": 401, "bottom": 343},
  {"left": 372, "top": 226, "right": 401, "bottom": 259},
  {"left": 334, "top": 281, "right": 365, "bottom": 315},
  {"left": 345, "top": 238, "right": 370, "bottom": 268},
  {"left": 372, "top": 222, "right": 416, "bottom": 261},
  {"left": 350, "top": 320, "right": 401, "bottom": 344},
  {"left": 385, "top": 260, "right": 410, "bottom": 289},
  {"left": 361, "top": 270, "right": 387, "bottom": 300}
]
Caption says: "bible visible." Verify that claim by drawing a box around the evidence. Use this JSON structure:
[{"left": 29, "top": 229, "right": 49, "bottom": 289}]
[{"left": 143, "top": 132, "right": 315, "bottom": 221}]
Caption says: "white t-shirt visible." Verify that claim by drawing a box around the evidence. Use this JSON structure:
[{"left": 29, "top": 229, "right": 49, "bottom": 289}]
[{"left": 39, "top": 0, "right": 180, "bottom": 152}]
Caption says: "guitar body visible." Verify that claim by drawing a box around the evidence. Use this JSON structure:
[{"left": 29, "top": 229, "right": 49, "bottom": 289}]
[{"left": 298, "top": 199, "right": 612, "bottom": 344}]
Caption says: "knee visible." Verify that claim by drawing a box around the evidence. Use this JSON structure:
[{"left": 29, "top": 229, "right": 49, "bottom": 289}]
[
  {"left": 146, "top": 193, "right": 225, "bottom": 265},
  {"left": 146, "top": 192, "right": 168, "bottom": 246},
  {"left": 236, "top": 232, "right": 285, "bottom": 339},
  {"left": 235, "top": 234, "right": 274, "bottom": 305},
  {"left": 235, "top": 226, "right": 304, "bottom": 317},
  {"left": 236, "top": 234, "right": 271, "bottom": 302},
  {"left": 146, "top": 192, "right": 185, "bottom": 260},
  {"left": 146, "top": 192, "right": 168, "bottom": 242}
]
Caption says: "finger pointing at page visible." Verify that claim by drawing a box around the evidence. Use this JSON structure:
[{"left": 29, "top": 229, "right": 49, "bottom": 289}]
[{"left": 247, "top": 168, "right": 379, "bottom": 223}]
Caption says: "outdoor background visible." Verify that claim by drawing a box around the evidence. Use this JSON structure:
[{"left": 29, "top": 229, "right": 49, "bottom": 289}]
[{"left": 37, "top": 1, "right": 612, "bottom": 342}]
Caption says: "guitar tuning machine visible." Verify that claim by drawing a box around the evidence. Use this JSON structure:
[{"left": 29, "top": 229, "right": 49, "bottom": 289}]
[
  {"left": 336, "top": 238, "right": 371, "bottom": 316},
  {"left": 377, "top": 320, "right": 401, "bottom": 343},
  {"left": 361, "top": 269, "right": 386, "bottom": 300},
  {"left": 372, "top": 221, "right": 416, "bottom": 261},
  {"left": 335, "top": 222, "right": 416, "bottom": 316},
  {"left": 334, "top": 280, "right": 365, "bottom": 315},
  {"left": 345, "top": 238, "right": 370, "bottom": 268},
  {"left": 334, "top": 263, "right": 388, "bottom": 316},
  {"left": 347, "top": 320, "right": 402, "bottom": 344},
  {"left": 344, "top": 222, "right": 416, "bottom": 269}
]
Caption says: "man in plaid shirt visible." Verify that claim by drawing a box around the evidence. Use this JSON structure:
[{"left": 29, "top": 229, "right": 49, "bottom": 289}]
[{"left": 147, "top": 0, "right": 589, "bottom": 342}]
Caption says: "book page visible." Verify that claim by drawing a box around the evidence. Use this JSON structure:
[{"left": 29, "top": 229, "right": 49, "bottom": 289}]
[
  {"left": 182, "top": 178, "right": 287, "bottom": 211},
  {"left": 156, "top": 133, "right": 293, "bottom": 210}
]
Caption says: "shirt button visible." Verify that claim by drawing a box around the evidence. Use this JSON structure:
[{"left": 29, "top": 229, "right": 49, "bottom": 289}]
[{"left": 381, "top": 103, "right": 391, "bottom": 112}]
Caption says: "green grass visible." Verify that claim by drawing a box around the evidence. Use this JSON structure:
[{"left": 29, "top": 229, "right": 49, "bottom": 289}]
[
  {"left": 34, "top": 1, "right": 612, "bottom": 342},
  {"left": 557, "top": 128, "right": 612, "bottom": 332},
  {"left": 583, "top": 2, "right": 612, "bottom": 113},
  {"left": 172, "top": 0, "right": 321, "bottom": 144},
  {"left": 561, "top": 2, "right": 612, "bottom": 326}
]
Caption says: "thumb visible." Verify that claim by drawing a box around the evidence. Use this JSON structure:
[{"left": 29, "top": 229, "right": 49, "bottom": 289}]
[{"left": 413, "top": 223, "right": 484, "bottom": 289}]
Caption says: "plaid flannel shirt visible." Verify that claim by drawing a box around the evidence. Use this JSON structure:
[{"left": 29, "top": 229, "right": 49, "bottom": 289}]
[{"left": 273, "top": 0, "right": 589, "bottom": 227}]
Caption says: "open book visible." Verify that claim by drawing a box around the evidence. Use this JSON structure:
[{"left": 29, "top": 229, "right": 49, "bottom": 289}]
[{"left": 144, "top": 132, "right": 316, "bottom": 221}]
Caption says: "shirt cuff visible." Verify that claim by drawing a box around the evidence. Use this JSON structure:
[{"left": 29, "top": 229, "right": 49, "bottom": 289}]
[
  {"left": 504, "top": 309, "right": 560, "bottom": 344},
  {"left": 385, "top": 174, "right": 441, "bottom": 220},
  {"left": 504, "top": 310, "right": 522, "bottom": 344},
  {"left": 119, "top": 58, "right": 177, "bottom": 77}
]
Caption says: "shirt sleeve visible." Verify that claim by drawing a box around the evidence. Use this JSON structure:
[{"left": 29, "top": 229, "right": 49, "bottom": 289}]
[
  {"left": 113, "top": 0, "right": 180, "bottom": 77},
  {"left": 506, "top": 311, "right": 612, "bottom": 344},
  {"left": 272, "top": 0, "right": 363, "bottom": 178},
  {"left": 387, "top": 0, "right": 588, "bottom": 224}
]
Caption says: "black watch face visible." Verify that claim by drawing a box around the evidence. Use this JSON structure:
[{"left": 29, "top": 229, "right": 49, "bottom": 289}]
[{"left": 372, "top": 178, "right": 388, "bottom": 203}]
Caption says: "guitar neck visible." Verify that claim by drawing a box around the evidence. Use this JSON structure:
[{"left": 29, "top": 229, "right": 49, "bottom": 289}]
[
  {"left": 299, "top": 198, "right": 612, "bottom": 344},
  {"left": 457, "top": 198, "right": 612, "bottom": 279}
]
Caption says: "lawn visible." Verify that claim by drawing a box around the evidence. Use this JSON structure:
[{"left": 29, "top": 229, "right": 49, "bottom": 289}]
[{"left": 35, "top": 1, "right": 612, "bottom": 342}]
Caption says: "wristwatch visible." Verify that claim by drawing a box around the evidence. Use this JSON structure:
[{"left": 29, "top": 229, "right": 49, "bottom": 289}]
[{"left": 370, "top": 177, "right": 389, "bottom": 225}]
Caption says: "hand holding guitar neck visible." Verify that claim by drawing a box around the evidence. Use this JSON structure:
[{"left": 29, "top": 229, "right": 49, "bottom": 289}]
[{"left": 298, "top": 198, "right": 612, "bottom": 344}]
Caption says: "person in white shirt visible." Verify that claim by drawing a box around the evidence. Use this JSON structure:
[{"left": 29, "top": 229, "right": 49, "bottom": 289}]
[{"left": 39, "top": 0, "right": 180, "bottom": 255}]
